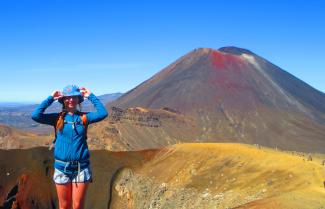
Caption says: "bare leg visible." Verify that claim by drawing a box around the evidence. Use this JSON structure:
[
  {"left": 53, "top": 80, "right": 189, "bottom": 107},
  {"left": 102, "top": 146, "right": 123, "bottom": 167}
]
[
  {"left": 55, "top": 183, "right": 72, "bottom": 209},
  {"left": 72, "top": 182, "right": 89, "bottom": 209}
]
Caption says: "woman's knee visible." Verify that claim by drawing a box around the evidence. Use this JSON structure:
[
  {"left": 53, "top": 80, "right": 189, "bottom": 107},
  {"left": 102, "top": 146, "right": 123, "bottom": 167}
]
[
  {"left": 59, "top": 202, "right": 72, "bottom": 209},
  {"left": 72, "top": 202, "right": 84, "bottom": 209}
]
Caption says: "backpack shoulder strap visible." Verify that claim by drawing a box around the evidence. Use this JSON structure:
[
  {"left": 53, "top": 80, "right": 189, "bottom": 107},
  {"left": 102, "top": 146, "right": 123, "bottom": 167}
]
[
  {"left": 77, "top": 112, "right": 88, "bottom": 139},
  {"left": 77, "top": 111, "right": 88, "bottom": 126},
  {"left": 51, "top": 112, "right": 64, "bottom": 150},
  {"left": 54, "top": 112, "right": 64, "bottom": 137},
  {"left": 81, "top": 113, "right": 88, "bottom": 127}
]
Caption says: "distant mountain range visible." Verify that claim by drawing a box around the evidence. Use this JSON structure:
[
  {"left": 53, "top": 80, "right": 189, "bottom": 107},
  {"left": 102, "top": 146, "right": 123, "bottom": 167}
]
[
  {"left": 0, "top": 93, "right": 123, "bottom": 134},
  {"left": 0, "top": 102, "right": 36, "bottom": 108}
]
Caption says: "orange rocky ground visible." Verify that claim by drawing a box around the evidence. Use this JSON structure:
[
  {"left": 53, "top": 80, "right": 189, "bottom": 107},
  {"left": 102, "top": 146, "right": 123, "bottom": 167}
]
[
  {"left": 1, "top": 143, "right": 325, "bottom": 209},
  {"left": 0, "top": 124, "right": 52, "bottom": 149},
  {"left": 111, "top": 143, "right": 325, "bottom": 209}
]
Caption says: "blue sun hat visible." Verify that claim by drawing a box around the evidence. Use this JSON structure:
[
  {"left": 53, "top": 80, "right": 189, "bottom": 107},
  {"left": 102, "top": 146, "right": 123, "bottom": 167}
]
[{"left": 58, "top": 84, "right": 84, "bottom": 104}]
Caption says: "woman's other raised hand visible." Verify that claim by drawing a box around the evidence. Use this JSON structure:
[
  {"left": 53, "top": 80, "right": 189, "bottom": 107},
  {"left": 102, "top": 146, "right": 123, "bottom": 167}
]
[
  {"left": 51, "top": 90, "right": 62, "bottom": 100},
  {"left": 80, "top": 87, "right": 91, "bottom": 98}
]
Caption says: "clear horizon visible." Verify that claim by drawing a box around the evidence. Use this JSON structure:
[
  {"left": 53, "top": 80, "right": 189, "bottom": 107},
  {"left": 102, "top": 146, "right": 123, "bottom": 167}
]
[{"left": 1, "top": 0, "right": 324, "bottom": 103}]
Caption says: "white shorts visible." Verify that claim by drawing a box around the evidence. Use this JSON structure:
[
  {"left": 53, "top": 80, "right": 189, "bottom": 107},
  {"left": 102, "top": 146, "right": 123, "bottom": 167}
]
[{"left": 53, "top": 166, "right": 93, "bottom": 184}]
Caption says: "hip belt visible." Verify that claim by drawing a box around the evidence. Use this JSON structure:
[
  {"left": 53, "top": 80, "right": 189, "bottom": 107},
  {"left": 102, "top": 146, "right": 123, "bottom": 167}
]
[{"left": 54, "top": 159, "right": 90, "bottom": 181}]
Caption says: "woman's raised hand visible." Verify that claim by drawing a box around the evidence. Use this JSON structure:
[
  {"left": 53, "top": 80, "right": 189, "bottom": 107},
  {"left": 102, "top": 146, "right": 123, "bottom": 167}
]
[
  {"left": 80, "top": 87, "right": 91, "bottom": 98},
  {"left": 51, "top": 90, "right": 62, "bottom": 100}
]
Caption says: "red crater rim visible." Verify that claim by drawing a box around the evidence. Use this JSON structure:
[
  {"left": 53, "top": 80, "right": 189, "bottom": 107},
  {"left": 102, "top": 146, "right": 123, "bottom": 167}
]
[{"left": 210, "top": 50, "right": 244, "bottom": 70}]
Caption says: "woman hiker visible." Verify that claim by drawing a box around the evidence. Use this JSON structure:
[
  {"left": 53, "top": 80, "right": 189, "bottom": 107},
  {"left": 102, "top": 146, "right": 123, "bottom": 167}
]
[{"left": 31, "top": 85, "right": 108, "bottom": 209}]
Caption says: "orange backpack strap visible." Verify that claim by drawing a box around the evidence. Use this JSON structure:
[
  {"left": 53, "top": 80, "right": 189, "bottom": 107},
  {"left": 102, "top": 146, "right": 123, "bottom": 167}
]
[
  {"left": 78, "top": 112, "right": 88, "bottom": 139},
  {"left": 51, "top": 112, "right": 64, "bottom": 149},
  {"left": 81, "top": 113, "right": 88, "bottom": 127},
  {"left": 54, "top": 112, "right": 64, "bottom": 137}
]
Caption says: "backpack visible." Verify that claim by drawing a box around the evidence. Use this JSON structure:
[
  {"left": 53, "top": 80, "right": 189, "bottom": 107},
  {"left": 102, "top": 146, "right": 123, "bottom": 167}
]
[{"left": 49, "top": 111, "right": 88, "bottom": 150}]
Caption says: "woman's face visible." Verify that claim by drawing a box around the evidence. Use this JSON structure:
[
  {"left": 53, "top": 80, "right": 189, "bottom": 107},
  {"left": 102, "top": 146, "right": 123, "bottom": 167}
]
[{"left": 63, "top": 96, "right": 79, "bottom": 109}]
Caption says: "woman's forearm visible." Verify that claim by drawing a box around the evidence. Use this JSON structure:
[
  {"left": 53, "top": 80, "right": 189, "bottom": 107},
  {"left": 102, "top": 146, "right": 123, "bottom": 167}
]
[
  {"left": 86, "top": 93, "right": 109, "bottom": 124},
  {"left": 31, "top": 96, "right": 58, "bottom": 125}
]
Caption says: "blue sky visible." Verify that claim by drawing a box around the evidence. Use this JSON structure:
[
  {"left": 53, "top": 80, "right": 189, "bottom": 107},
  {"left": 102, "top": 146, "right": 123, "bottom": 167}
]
[{"left": 0, "top": 0, "right": 324, "bottom": 102}]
